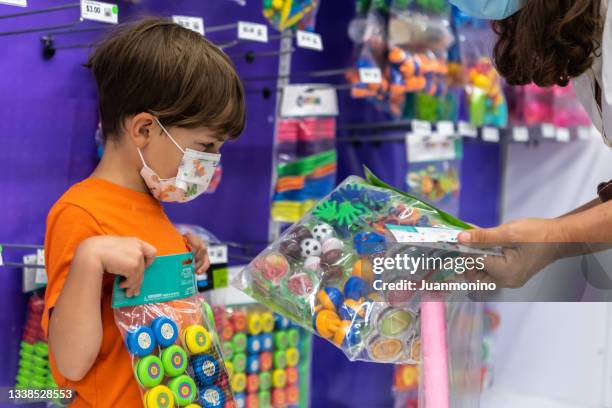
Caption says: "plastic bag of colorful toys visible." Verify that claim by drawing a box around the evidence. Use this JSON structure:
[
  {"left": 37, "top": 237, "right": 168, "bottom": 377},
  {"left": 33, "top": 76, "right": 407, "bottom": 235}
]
[
  {"left": 113, "top": 252, "right": 233, "bottom": 408},
  {"left": 263, "top": 0, "right": 320, "bottom": 32},
  {"left": 234, "top": 168, "right": 488, "bottom": 364},
  {"left": 453, "top": 8, "right": 508, "bottom": 128},
  {"left": 406, "top": 132, "right": 462, "bottom": 216}
]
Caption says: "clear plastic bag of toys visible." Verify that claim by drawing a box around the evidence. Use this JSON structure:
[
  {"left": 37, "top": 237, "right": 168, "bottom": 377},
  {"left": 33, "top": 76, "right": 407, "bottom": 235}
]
[
  {"left": 454, "top": 8, "right": 508, "bottom": 128},
  {"left": 113, "top": 253, "right": 233, "bottom": 408},
  {"left": 388, "top": 0, "right": 453, "bottom": 50},
  {"left": 405, "top": 132, "right": 462, "bottom": 216},
  {"left": 263, "top": 0, "right": 320, "bottom": 32},
  {"left": 234, "top": 168, "right": 486, "bottom": 364}
]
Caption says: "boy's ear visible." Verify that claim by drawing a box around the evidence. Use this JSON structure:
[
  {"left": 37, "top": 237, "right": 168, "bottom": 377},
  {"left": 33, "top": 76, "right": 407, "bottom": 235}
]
[{"left": 127, "top": 112, "right": 156, "bottom": 148}]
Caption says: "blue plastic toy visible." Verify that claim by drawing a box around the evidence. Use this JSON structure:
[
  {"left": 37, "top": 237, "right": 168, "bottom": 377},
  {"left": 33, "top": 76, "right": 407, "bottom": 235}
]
[
  {"left": 199, "top": 385, "right": 225, "bottom": 408},
  {"left": 247, "top": 335, "right": 262, "bottom": 355},
  {"left": 247, "top": 354, "right": 260, "bottom": 373},
  {"left": 353, "top": 231, "right": 386, "bottom": 255},
  {"left": 150, "top": 316, "right": 178, "bottom": 348},
  {"left": 191, "top": 354, "right": 219, "bottom": 386},
  {"left": 261, "top": 333, "right": 274, "bottom": 352},
  {"left": 344, "top": 276, "right": 369, "bottom": 301},
  {"left": 126, "top": 326, "right": 156, "bottom": 357},
  {"left": 274, "top": 313, "right": 290, "bottom": 330}
]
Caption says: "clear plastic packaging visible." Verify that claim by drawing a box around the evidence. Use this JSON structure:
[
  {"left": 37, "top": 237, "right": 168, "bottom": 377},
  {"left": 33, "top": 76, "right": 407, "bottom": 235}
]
[
  {"left": 454, "top": 9, "right": 508, "bottom": 127},
  {"left": 234, "top": 169, "right": 477, "bottom": 364},
  {"left": 114, "top": 295, "right": 233, "bottom": 408}
]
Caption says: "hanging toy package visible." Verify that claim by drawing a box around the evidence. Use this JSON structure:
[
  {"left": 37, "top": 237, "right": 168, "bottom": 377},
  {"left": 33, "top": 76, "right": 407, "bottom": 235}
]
[
  {"left": 405, "top": 132, "right": 462, "bottom": 216},
  {"left": 113, "top": 252, "right": 234, "bottom": 408},
  {"left": 262, "top": 0, "right": 320, "bottom": 32},
  {"left": 234, "top": 168, "right": 496, "bottom": 364},
  {"left": 387, "top": 0, "right": 454, "bottom": 119},
  {"left": 453, "top": 8, "right": 508, "bottom": 128}
]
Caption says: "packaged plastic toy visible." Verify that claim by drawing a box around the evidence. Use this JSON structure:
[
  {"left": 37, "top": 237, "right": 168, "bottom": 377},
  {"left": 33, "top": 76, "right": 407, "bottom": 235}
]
[
  {"left": 235, "top": 168, "right": 489, "bottom": 364},
  {"left": 211, "top": 303, "right": 312, "bottom": 408},
  {"left": 453, "top": 8, "right": 508, "bottom": 128},
  {"left": 113, "top": 253, "right": 233, "bottom": 408},
  {"left": 405, "top": 132, "right": 462, "bottom": 216}
]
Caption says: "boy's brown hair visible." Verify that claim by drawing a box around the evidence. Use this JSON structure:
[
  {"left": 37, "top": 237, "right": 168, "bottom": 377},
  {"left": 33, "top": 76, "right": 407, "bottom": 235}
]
[{"left": 87, "top": 17, "right": 246, "bottom": 141}]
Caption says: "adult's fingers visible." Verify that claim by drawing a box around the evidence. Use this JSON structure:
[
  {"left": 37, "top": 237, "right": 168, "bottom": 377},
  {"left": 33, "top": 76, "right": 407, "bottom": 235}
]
[
  {"left": 140, "top": 240, "right": 158, "bottom": 267},
  {"left": 458, "top": 226, "right": 509, "bottom": 248}
]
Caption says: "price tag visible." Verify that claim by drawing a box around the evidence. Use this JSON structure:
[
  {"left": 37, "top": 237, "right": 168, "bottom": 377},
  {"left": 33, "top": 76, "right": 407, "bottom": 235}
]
[
  {"left": 482, "top": 127, "right": 500, "bottom": 142},
  {"left": 411, "top": 120, "right": 432, "bottom": 135},
  {"left": 237, "top": 21, "right": 268, "bottom": 42},
  {"left": 541, "top": 123, "right": 555, "bottom": 139},
  {"left": 406, "top": 133, "right": 458, "bottom": 163},
  {"left": 0, "top": 0, "right": 27, "bottom": 6},
  {"left": 458, "top": 121, "right": 477, "bottom": 138},
  {"left": 358, "top": 67, "right": 382, "bottom": 84},
  {"left": 172, "top": 15, "right": 205, "bottom": 35},
  {"left": 556, "top": 127, "right": 570, "bottom": 143},
  {"left": 0, "top": 244, "right": 3, "bottom": 266},
  {"left": 280, "top": 84, "right": 339, "bottom": 117},
  {"left": 35, "top": 248, "right": 47, "bottom": 285},
  {"left": 437, "top": 121, "right": 455, "bottom": 136},
  {"left": 208, "top": 245, "right": 228, "bottom": 264},
  {"left": 577, "top": 126, "right": 592, "bottom": 140},
  {"left": 512, "top": 126, "right": 529, "bottom": 142},
  {"left": 81, "top": 0, "right": 118, "bottom": 24},
  {"left": 296, "top": 30, "right": 323, "bottom": 51}
]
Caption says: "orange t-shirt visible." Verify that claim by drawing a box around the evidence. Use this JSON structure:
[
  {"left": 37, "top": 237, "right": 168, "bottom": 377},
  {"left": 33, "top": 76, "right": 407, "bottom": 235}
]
[{"left": 42, "top": 178, "right": 189, "bottom": 407}]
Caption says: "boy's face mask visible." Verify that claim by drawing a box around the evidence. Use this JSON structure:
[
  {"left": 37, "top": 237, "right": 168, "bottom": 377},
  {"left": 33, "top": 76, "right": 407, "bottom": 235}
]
[
  {"left": 450, "top": 0, "right": 526, "bottom": 20},
  {"left": 138, "top": 118, "right": 221, "bottom": 203}
]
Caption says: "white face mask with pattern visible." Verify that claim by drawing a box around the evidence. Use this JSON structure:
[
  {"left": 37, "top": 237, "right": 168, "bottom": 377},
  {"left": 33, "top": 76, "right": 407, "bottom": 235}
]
[{"left": 138, "top": 118, "right": 221, "bottom": 203}]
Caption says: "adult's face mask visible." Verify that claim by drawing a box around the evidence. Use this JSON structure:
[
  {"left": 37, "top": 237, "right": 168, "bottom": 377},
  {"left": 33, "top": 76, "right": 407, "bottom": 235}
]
[{"left": 450, "top": 0, "right": 527, "bottom": 20}]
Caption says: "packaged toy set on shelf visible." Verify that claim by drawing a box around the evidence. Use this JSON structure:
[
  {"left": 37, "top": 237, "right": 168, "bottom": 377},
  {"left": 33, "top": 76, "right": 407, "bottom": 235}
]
[
  {"left": 211, "top": 304, "right": 312, "bottom": 408},
  {"left": 553, "top": 83, "right": 591, "bottom": 128},
  {"left": 393, "top": 364, "right": 419, "bottom": 408},
  {"left": 263, "top": 0, "right": 320, "bottom": 31},
  {"left": 481, "top": 305, "right": 500, "bottom": 390},
  {"left": 273, "top": 85, "right": 339, "bottom": 224},
  {"left": 235, "top": 168, "right": 490, "bottom": 364},
  {"left": 113, "top": 253, "right": 233, "bottom": 408},
  {"left": 453, "top": 9, "right": 507, "bottom": 128},
  {"left": 405, "top": 132, "right": 462, "bottom": 216}
]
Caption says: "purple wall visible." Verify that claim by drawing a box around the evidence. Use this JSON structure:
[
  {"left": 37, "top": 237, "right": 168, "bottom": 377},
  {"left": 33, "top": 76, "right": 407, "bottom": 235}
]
[{"left": 0, "top": 0, "right": 501, "bottom": 406}]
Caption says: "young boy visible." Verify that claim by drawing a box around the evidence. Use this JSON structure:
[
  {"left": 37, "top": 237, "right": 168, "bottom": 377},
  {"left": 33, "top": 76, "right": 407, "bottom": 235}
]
[{"left": 42, "top": 17, "right": 245, "bottom": 407}]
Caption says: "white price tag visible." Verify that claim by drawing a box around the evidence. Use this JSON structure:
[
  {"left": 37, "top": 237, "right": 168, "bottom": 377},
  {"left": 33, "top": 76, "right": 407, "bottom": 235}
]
[
  {"left": 512, "top": 126, "right": 529, "bottom": 142},
  {"left": 81, "top": 0, "right": 118, "bottom": 24},
  {"left": 458, "top": 121, "right": 477, "bottom": 138},
  {"left": 541, "top": 123, "right": 555, "bottom": 139},
  {"left": 358, "top": 67, "right": 382, "bottom": 84},
  {"left": 208, "top": 245, "right": 228, "bottom": 264},
  {"left": 406, "top": 133, "right": 458, "bottom": 163},
  {"left": 437, "top": 121, "right": 455, "bottom": 136},
  {"left": 237, "top": 21, "right": 268, "bottom": 43},
  {"left": 172, "top": 15, "right": 205, "bottom": 35},
  {"left": 35, "top": 249, "right": 47, "bottom": 285},
  {"left": 577, "top": 126, "right": 592, "bottom": 140},
  {"left": 556, "top": 127, "right": 570, "bottom": 143},
  {"left": 0, "top": 245, "right": 3, "bottom": 266},
  {"left": 482, "top": 127, "right": 500, "bottom": 142},
  {"left": 411, "top": 120, "right": 432, "bottom": 135},
  {"left": 296, "top": 30, "right": 323, "bottom": 51},
  {"left": 0, "top": 0, "right": 27, "bottom": 6}
]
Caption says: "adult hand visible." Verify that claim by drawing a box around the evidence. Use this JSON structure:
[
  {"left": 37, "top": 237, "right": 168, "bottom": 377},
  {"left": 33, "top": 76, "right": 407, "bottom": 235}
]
[{"left": 458, "top": 218, "right": 564, "bottom": 288}]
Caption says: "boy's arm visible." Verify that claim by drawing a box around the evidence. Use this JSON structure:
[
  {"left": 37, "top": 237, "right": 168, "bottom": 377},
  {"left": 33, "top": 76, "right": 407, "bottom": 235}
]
[{"left": 48, "top": 239, "right": 105, "bottom": 381}]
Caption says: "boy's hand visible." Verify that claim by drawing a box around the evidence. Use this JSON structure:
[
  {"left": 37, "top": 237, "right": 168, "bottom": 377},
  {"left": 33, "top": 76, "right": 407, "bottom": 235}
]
[
  {"left": 82, "top": 236, "right": 157, "bottom": 297},
  {"left": 183, "top": 233, "right": 210, "bottom": 274}
]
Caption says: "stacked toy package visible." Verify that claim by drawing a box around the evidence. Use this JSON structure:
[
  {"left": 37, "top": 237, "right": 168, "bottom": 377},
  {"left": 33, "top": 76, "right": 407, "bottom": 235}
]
[
  {"left": 212, "top": 304, "right": 311, "bottom": 408},
  {"left": 235, "top": 169, "right": 482, "bottom": 364},
  {"left": 272, "top": 117, "right": 338, "bottom": 223},
  {"left": 113, "top": 253, "right": 234, "bottom": 408}
]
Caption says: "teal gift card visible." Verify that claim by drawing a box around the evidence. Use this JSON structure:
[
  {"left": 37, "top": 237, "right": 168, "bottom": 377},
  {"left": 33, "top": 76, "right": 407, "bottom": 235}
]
[{"left": 112, "top": 252, "right": 197, "bottom": 308}]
